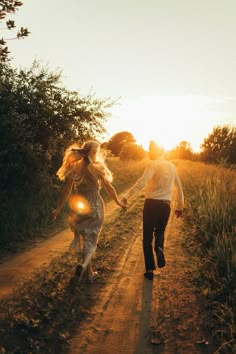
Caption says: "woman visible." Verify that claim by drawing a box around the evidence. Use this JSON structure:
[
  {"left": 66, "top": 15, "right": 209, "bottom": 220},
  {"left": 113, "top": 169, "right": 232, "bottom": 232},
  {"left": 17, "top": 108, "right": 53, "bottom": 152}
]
[{"left": 52, "top": 140, "right": 126, "bottom": 283}]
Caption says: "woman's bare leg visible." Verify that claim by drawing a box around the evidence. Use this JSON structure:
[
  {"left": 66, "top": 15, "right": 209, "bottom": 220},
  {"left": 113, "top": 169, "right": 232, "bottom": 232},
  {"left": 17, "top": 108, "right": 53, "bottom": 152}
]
[{"left": 76, "top": 246, "right": 96, "bottom": 283}]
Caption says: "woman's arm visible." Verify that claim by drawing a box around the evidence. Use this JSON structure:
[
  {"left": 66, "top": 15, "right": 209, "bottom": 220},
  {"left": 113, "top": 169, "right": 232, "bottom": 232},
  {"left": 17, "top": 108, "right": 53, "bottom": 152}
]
[
  {"left": 52, "top": 178, "right": 74, "bottom": 220},
  {"left": 102, "top": 178, "right": 127, "bottom": 208}
]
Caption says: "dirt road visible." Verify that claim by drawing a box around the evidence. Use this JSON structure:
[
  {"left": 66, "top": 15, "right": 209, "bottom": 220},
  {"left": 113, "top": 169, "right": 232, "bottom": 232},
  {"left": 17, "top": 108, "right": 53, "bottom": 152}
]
[
  {"left": 0, "top": 200, "right": 120, "bottom": 300},
  {"left": 69, "top": 212, "right": 217, "bottom": 354}
]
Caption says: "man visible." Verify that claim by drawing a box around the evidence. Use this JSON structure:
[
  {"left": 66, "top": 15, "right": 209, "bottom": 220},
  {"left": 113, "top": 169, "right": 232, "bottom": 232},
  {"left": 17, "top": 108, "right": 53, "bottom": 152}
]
[{"left": 122, "top": 140, "right": 184, "bottom": 280}]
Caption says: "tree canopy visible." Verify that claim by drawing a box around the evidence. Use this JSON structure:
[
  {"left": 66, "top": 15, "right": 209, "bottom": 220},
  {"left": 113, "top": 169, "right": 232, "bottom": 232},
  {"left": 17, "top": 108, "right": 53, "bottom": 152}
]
[
  {"left": 168, "top": 141, "right": 195, "bottom": 160},
  {"left": 119, "top": 142, "right": 146, "bottom": 160},
  {"left": 106, "top": 131, "right": 136, "bottom": 156},
  {"left": 0, "top": 61, "right": 113, "bottom": 245}
]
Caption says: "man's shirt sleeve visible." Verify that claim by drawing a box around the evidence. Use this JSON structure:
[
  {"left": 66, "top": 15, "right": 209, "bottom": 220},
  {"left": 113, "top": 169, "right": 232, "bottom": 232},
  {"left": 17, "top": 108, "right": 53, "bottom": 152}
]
[{"left": 174, "top": 170, "right": 184, "bottom": 210}]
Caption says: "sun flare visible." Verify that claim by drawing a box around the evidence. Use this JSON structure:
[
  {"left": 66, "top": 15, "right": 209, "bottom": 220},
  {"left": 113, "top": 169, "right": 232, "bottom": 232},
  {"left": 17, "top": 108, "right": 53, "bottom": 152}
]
[{"left": 68, "top": 195, "right": 91, "bottom": 215}]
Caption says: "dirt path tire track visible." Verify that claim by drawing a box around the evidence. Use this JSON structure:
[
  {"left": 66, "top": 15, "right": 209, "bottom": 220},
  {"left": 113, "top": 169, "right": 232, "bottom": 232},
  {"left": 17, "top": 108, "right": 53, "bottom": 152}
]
[
  {"left": 70, "top": 223, "right": 154, "bottom": 354},
  {"left": 69, "top": 211, "right": 217, "bottom": 354}
]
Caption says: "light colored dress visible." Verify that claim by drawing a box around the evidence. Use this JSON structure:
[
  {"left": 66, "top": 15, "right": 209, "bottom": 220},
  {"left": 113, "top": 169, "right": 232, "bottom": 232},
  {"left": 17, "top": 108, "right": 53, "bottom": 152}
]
[{"left": 68, "top": 170, "right": 105, "bottom": 255}]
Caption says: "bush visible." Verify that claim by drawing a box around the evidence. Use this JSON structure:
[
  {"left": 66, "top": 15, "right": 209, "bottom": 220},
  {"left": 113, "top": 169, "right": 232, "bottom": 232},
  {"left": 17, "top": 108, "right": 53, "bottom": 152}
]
[{"left": 119, "top": 143, "right": 146, "bottom": 160}]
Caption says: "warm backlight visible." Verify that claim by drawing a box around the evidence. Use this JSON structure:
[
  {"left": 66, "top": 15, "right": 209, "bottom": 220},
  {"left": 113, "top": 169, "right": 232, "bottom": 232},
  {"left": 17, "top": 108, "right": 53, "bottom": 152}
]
[{"left": 108, "top": 95, "right": 221, "bottom": 152}]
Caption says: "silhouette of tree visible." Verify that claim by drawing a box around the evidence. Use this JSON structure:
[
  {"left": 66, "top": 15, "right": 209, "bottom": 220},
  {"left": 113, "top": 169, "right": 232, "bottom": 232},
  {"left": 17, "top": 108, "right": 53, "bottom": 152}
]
[
  {"left": 106, "top": 131, "right": 135, "bottom": 156},
  {"left": 169, "top": 141, "right": 194, "bottom": 160},
  {"left": 0, "top": 1, "right": 30, "bottom": 61},
  {"left": 200, "top": 125, "right": 236, "bottom": 165},
  {"left": 120, "top": 142, "right": 146, "bottom": 160}
]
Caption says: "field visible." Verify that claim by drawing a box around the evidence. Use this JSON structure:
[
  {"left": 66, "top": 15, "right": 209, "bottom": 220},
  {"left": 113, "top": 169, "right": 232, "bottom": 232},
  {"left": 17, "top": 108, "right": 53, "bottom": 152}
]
[{"left": 177, "top": 160, "right": 236, "bottom": 353}]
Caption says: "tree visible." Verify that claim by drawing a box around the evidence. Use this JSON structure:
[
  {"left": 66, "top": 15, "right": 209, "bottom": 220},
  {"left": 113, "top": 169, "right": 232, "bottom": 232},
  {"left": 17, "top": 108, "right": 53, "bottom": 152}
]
[
  {"left": 120, "top": 142, "right": 146, "bottom": 160},
  {"left": 106, "top": 131, "right": 135, "bottom": 156},
  {"left": 168, "top": 141, "right": 194, "bottom": 160},
  {"left": 0, "top": 0, "right": 30, "bottom": 62},
  {"left": 200, "top": 125, "right": 236, "bottom": 165},
  {"left": 0, "top": 61, "right": 113, "bottom": 244}
]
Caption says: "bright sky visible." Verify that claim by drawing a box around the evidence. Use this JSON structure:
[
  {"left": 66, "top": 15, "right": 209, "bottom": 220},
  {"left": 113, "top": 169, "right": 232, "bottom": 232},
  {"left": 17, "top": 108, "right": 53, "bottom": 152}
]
[{"left": 8, "top": 0, "right": 236, "bottom": 151}]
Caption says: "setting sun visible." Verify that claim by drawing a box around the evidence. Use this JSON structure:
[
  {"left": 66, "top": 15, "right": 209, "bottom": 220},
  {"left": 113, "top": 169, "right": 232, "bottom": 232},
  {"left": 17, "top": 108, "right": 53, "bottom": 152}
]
[{"left": 107, "top": 95, "right": 228, "bottom": 152}]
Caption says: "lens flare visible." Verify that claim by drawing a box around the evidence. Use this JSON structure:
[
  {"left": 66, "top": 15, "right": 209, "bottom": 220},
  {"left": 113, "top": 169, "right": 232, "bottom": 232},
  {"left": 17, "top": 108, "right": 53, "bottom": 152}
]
[{"left": 68, "top": 195, "right": 91, "bottom": 215}]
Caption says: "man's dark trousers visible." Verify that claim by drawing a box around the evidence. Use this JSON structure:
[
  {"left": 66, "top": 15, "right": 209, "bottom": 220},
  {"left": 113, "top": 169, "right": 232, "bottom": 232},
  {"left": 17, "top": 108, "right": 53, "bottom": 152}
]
[{"left": 143, "top": 199, "right": 171, "bottom": 271}]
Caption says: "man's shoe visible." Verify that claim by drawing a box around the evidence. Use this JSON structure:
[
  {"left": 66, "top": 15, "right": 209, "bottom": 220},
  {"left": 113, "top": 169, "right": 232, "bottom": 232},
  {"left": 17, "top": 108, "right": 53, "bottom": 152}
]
[
  {"left": 157, "top": 247, "right": 166, "bottom": 268},
  {"left": 75, "top": 264, "right": 83, "bottom": 277},
  {"left": 144, "top": 271, "right": 154, "bottom": 280}
]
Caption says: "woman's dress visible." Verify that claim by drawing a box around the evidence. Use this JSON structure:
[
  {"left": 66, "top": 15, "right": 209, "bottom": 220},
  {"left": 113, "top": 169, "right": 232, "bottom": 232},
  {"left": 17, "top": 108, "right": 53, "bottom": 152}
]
[{"left": 68, "top": 170, "right": 105, "bottom": 254}]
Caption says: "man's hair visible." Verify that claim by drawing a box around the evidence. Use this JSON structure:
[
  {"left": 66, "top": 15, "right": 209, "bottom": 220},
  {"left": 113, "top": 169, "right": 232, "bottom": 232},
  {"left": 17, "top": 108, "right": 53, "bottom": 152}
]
[{"left": 149, "top": 140, "right": 164, "bottom": 158}]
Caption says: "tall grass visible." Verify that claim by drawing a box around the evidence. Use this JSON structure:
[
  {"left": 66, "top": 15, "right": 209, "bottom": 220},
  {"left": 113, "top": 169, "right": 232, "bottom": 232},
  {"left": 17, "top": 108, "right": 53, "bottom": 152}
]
[{"left": 176, "top": 160, "right": 236, "bottom": 353}]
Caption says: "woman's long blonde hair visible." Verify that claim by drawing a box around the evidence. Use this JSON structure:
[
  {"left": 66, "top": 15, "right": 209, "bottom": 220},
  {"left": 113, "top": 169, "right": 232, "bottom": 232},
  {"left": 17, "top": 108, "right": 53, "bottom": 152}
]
[{"left": 57, "top": 140, "right": 113, "bottom": 183}]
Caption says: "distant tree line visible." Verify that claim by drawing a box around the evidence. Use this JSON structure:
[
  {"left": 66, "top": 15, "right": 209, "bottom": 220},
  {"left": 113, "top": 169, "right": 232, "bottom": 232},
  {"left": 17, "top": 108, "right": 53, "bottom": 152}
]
[{"left": 105, "top": 126, "right": 236, "bottom": 166}]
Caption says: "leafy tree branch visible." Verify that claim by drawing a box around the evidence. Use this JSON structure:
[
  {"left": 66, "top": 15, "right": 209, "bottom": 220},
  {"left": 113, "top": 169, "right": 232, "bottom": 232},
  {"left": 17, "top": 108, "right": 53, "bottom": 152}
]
[{"left": 0, "top": 0, "right": 30, "bottom": 61}]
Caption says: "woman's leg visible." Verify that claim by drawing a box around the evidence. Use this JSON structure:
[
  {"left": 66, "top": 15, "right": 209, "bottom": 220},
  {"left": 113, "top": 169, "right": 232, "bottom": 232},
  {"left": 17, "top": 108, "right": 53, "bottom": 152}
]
[{"left": 76, "top": 233, "right": 98, "bottom": 283}]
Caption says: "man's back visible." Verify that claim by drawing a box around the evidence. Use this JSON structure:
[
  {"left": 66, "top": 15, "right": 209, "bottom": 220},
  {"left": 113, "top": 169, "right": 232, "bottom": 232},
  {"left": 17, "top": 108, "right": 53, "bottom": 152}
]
[{"left": 146, "top": 158, "right": 176, "bottom": 200}]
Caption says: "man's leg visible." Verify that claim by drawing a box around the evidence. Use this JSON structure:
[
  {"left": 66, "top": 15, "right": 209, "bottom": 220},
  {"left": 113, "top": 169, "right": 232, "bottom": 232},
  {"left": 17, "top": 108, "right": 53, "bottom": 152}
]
[
  {"left": 154, "top": 202, "right": 170, "bottom": 267},
  {"left": 143, "top": 199, "right": 155, "bottom": 273}
]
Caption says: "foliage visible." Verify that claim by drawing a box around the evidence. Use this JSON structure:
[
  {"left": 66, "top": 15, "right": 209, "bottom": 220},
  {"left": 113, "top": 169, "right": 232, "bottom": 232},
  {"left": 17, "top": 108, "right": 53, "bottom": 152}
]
[
  {"left": 106, "top": 131, "right": 135, "bottom": 156},
  {"left": 200, "top": 125, "right": 236, "bottom": 165},
  {"left": 0, "top": 61, "right": 113, "bottom": 247},
  {"left": 167, "top": 140, "right": 196, "bottom": 160},
  {"left": 119, "top": 142, "right": 146, "bottom": 160},
  {"left": 0, "top": 1, "right": 30, "bottom": 62}
]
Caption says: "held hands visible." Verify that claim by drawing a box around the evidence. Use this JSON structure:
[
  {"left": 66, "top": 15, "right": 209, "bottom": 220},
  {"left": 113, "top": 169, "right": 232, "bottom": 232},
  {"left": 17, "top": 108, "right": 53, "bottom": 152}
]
[
  {"left": 120, "top": 197, "right": 128, "bottom": 209},
  {"left": 118, "top": 197, "right": 127, "bottom": 209},
  {"left": 51, "top": 209, "right": 59, "bottom": 220},
  {"left": 175, "top": 209, "right": 183, "bottom": 218}
]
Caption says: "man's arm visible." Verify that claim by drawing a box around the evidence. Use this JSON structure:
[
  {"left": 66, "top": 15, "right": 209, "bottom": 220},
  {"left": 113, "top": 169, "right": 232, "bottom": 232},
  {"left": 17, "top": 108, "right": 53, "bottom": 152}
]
[
  {"left": 123, "top": 162, "right": 154, "bottom": 202},
  {"left": 174, "top": 170, "right": 184, "bottom": 217}
]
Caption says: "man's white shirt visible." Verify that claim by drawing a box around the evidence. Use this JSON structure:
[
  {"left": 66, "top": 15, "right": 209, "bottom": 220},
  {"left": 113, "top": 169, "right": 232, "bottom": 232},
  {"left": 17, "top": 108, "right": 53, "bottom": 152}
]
[{"left": 124, "top": 157, "right": 184, "bottom": 210}]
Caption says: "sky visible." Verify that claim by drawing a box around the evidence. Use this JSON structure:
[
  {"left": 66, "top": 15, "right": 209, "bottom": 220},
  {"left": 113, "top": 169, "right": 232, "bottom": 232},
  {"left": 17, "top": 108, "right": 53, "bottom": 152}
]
[{"left": 7, "top": 0, "right": 236, "bottom": 151}]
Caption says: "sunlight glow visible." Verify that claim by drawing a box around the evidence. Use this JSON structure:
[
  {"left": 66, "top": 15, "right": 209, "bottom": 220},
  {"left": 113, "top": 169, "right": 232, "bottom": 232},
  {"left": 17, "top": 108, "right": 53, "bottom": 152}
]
[
  {"left": 77, "top": 201, "right": 85, "bottom": 210},
  {"left": 68, "top": 195, "right": 91, "bottom": 215},
  {"left": 107, "top": 95, "right": 227, "bottom": 152}
]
